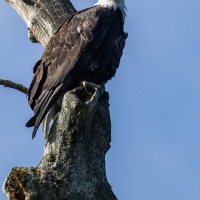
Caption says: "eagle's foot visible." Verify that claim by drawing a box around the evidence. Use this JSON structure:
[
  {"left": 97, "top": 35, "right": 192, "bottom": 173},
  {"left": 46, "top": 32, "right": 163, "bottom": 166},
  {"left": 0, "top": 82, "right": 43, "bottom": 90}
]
[
  {"left": 81, "top": 81, "right": 104, "bottom": 97},
  {"left": 70, "top": 86, "right": 85, "bottom": 95},
  {"left": 81, "top": 81, "right": 102, "bottom": 90},
  {"left": 70, "top": 82, "right": 104, "bottom": 102}
]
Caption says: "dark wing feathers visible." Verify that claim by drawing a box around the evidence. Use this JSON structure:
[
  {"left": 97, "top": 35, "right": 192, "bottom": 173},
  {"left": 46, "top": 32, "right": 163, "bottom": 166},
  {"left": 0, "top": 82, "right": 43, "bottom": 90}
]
[
  {"left": 33, "top": 60, "right": 41, "bottom": 73},
  {"left": 31, "top": 85, "right": 62, "bottom": 138},
  {"left": 27, "top": 6, "right": 112, "bottom": 138}
]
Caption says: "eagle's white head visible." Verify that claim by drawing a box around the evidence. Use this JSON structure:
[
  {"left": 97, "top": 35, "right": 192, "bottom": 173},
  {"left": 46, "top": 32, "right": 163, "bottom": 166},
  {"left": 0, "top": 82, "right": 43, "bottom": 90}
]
[{"left": 95, "top": 0, "right": 126, "bottom": 19}]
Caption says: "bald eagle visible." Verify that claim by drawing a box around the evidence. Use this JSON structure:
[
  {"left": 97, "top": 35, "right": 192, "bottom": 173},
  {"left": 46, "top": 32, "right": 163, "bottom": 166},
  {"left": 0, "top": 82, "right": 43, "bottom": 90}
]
[{"left": 26, "top": 0, "right": 128, "bottom": 138}]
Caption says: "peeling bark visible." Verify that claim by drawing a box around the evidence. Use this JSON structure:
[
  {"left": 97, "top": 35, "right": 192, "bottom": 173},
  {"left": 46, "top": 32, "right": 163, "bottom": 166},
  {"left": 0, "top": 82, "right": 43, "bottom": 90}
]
[{"left": 3, "top": 91, "right": 117, "bottom": 200}]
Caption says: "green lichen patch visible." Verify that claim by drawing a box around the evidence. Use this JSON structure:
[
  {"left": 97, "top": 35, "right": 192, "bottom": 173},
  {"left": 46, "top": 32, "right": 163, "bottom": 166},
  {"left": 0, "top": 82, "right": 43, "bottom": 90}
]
[
  {"left": 48, "top": 152, "right": 56, "bottom": 162},
  {"left": 31, "top": 167, "right": 41, "bottom": 177}
]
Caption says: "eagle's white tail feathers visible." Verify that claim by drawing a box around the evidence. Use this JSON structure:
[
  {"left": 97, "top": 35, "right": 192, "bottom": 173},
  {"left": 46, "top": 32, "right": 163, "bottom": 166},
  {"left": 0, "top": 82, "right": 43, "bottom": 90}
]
[
  {"left": 42, "top": 104, "right": 56, "bottom": 139},
  {"left": 42, "top": 97, "right": 62, "bottom": 139}
]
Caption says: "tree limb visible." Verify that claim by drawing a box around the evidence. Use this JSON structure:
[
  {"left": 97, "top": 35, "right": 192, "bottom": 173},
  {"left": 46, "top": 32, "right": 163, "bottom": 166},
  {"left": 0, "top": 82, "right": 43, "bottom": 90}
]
[
  {"left": 0, "top": 79, "right": 28, "bottom": 95},
  {"left": 6, "top": 0, "right": 76, "bottom": 46}
]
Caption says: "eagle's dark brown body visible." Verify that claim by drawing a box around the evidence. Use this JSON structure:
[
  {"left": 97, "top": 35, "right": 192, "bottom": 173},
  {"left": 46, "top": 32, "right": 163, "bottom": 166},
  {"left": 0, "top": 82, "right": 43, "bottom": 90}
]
[{"left": 26, "top": 5, "right": 127, "bottom": 138}]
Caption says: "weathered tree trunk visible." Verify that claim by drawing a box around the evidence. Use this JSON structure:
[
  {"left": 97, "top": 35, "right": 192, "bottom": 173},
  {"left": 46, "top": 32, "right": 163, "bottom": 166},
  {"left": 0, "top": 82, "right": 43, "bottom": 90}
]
[
  {"left": 3, "top": 0, "right": 117, "bottom": 199},
  {"left": 6, "top": 0, "right": 76, "bottom": 46},
  {"left": 3, "top": 91, "right": 117, "bottom": 200}
]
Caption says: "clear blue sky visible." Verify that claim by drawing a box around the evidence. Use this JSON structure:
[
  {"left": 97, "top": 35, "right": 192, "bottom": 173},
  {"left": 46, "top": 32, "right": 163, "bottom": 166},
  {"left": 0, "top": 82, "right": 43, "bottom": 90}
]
[{"left": 1, "top": 0, "right": 200, "bottom": 199}]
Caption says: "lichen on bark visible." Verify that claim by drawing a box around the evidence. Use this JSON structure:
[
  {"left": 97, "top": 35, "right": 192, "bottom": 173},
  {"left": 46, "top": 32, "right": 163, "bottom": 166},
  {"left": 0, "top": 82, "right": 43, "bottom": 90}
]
[{"left": 3, "top": 91, "right": 117, "bottom": 200}]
